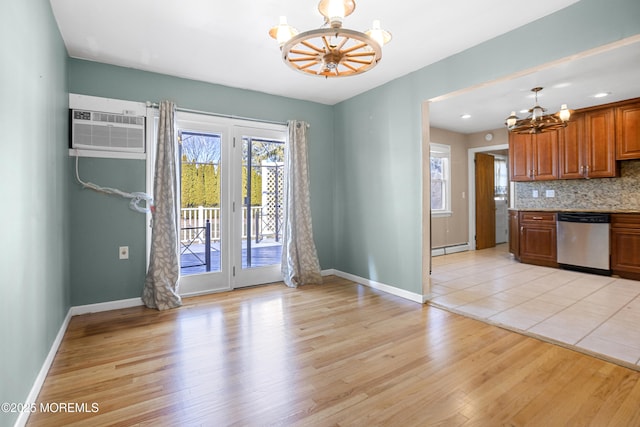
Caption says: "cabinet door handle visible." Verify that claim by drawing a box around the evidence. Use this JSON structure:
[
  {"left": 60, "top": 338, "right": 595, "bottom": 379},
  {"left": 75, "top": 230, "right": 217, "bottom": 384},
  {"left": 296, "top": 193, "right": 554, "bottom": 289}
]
[
  {"left": 585, "top": 165, "right": 590, "bottom": 179},
  {"left": 532, "top": 216, "right": 543, "bottom": 220},
  {"left": 580, "top": 165, "right": 584, "bottom": 175}
]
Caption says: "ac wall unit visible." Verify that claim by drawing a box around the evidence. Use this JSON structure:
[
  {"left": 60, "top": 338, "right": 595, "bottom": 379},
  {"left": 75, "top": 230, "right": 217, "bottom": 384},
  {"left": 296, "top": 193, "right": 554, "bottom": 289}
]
[{"left": 71, "top": 109, "right": 145, "bottom": 153}]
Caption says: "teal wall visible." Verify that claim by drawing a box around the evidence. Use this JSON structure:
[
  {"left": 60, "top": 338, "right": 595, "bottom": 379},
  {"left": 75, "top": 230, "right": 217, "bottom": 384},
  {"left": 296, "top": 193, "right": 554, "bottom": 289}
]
[
  {"left": 333, "top": 0, "right": 640, "bottom": 294},
  {"left": 69, "top": 158, "right": 147, "bottom": 305},
  {"left": 0, "top": 0, "right": 70, "bottom": 425},
  {"left": 67, "top": 59, "right": 335, "bottom": 305}
]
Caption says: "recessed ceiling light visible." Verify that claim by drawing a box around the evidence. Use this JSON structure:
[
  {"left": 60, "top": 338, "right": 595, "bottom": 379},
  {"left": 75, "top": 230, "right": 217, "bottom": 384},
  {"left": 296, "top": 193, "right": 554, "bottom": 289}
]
[
  {"left": 519, "top": 109, "right": 529, "bottom": 114},
  {"left": 461, "top": 114, "right": 471, "bottom": 119},
  {"left": 593, "top": 92, "right": 611, "bottom": 98}
]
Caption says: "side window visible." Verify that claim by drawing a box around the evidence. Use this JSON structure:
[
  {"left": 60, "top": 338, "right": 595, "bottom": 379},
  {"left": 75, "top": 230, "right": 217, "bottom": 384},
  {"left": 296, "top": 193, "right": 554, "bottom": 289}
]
[
  {"left": 494, "top": 155, "right": 508, "bottom": 200},
  {"left": 430, "top": 143, "right": 451, "bottom": 216}
]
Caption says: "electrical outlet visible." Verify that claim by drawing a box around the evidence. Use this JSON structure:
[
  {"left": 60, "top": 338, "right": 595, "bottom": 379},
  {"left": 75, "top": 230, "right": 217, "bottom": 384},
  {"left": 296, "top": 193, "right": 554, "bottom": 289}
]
[
  {"left": 119, "top": 246, "right": 129, "bottom": 260},
  {"left": 545, "top": 189, "right": 555, "bottom": 198},
  {"left": 532, "top": 190, "right": 539, "bottom": 198}
]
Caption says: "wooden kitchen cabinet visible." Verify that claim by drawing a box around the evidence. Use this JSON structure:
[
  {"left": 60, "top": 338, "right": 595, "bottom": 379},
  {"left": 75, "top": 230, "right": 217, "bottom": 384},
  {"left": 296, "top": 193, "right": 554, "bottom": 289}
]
[
  {"left": 519, "top": 211, "right": 558, "bottom": 268},
  {"left": 558, "top": 113, "right": 584, "bottom": 179},
  {"left": 583, "top": 107, "right": 618, "bottom": 178},
  {"left": 559, "top": 107, "right": 618, "bottom": 179},
  {"left": 509, "top": 210, "right": 520, "bottom": 259},
  {"left": 615, "top": 101, "right": 640, "bottom": 160},
  {"left": 509, "top": 131, "right": 558, "bottom": 181},
  {"left": 611, "top": 214, "right": 640, "bottom": 280}
]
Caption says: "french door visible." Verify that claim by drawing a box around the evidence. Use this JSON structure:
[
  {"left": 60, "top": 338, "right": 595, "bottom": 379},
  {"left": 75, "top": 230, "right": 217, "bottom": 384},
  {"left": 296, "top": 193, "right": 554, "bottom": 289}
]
[
  {"left": 147, "top": 111, "right": 287, "bottom": 296},
  {"left": 232, "top": 126, "right": 286, "bottom": 288}
]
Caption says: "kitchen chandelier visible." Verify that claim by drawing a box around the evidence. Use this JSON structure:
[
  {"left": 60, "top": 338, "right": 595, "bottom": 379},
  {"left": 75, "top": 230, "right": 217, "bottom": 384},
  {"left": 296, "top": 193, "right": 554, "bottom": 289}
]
[
  {"left": 505, "top": 87, "right": 571, "bottom": 134},
  {"left": 269, "top": 0, "right": 391, "bottom": 78}
]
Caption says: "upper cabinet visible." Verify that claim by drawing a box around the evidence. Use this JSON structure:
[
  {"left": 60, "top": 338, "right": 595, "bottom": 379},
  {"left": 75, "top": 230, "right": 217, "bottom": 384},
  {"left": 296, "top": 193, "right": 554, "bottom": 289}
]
[
  {"left": 584, "top": 107, "right": 618, "bottom": 178},
  {"left": 558, "top": 113, "right": 584, "bottom": 179},
  {"left": 559, "top": 108, "right": 618, "bottom": 179},
  {"left": 509, "top": 131, "right": 558, "bottom": 181},
  {"left": 616, "top": 102, "right": 640, "bottom": 160},
  {"left": 512, "top": 98, "right": 640, "bottom": 182}
]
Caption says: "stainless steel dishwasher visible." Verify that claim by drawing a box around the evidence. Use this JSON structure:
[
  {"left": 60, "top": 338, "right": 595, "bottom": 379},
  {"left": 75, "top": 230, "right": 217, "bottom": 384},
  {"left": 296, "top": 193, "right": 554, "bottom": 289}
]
[{"left": 556, "top": 212, "right": 611, "bottom": 275}]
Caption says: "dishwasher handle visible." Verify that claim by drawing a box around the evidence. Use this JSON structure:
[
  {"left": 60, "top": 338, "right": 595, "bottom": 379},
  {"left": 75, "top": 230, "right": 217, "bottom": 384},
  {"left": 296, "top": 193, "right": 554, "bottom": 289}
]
[{"left": 557, "top": 212, "right": 610, "bottom": 223}]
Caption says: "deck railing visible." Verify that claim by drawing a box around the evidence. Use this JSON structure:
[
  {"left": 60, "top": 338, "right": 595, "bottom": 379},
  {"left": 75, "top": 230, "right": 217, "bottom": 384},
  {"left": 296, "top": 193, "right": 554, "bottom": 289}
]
[{"left": 181, "top": 206, "right": 273, "bottom": 243}]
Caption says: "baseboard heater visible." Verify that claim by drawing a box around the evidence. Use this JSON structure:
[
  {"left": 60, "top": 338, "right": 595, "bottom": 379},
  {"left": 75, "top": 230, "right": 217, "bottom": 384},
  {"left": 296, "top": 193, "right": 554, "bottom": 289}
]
[{"left": 431, "top": 243, "right": 470, "bottom": 257}]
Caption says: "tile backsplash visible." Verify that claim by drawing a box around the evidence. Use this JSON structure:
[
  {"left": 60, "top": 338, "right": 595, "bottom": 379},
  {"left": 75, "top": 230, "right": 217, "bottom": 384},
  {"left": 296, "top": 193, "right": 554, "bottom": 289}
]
[{"left": 515, "top": 160, "right": 640, "bottom": 210}]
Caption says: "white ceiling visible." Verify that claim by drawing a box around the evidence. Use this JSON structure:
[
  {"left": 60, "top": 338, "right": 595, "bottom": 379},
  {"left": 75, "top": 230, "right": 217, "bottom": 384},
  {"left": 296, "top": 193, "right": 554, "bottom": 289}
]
[
  {"left": 429, "top": 37, "right": 640, "bottom": 134},
  {"left": 50, "top": 0, "right": 581, "bottom": 104},
  {"left": 49, "top": 0, "right": 640, "bottom": 133}
]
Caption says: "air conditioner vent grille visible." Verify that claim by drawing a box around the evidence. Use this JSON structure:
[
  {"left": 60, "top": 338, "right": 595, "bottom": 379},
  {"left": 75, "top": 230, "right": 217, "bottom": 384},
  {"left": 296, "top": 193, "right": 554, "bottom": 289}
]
[
  {"left": 89, "top": 112, "right": 144, "bottom": 126},
  {"left": 71, "top": 109, "right": 145, "bottom": 153}
]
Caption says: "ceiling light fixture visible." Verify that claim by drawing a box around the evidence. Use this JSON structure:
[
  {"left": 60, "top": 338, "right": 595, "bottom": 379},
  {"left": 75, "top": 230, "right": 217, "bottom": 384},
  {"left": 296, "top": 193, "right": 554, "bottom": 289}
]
[
  {"left": 269, "top": 0, "right": 391, "bottom": 78},
  {"left": 505, "top": 87, "right": 571, "bottom": 134}
]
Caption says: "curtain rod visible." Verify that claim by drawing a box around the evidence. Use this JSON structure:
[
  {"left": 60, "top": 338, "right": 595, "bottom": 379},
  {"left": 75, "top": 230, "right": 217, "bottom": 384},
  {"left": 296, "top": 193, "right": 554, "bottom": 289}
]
[{"left": 145, "top": 102, "right": 288, "bottom": 127}]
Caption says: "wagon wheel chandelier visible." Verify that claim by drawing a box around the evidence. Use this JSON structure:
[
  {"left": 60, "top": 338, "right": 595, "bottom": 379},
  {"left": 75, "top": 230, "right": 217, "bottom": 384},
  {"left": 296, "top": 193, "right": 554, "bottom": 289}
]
[
  {"left": 505, "top": 87, "right": 571, "bottom": 134},
  {"left": 269, "top": 0, "right": 391, "bottom": 78}
]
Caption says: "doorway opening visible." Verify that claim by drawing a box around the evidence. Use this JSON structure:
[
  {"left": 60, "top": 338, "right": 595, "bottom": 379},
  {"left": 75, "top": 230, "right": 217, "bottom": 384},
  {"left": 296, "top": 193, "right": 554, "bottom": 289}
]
[{"left": 468, "top": 144, "right": 510, "bottom": 251}]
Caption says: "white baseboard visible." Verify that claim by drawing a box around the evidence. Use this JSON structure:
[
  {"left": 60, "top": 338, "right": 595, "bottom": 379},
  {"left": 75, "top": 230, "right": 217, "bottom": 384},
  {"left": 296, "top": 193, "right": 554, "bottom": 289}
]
[
  {"left": 432, "top": 243, "right": 470, "bottom": 257},
  {"left": 331, "top": 270, "right": 425, "bottom": 304},
  {"left": 70, "top": 297, "right": 144, "bottom": 316},
  {"left": 14, "top": 310, "right": 73, "bottom": 427},
  {"left": 431, "top": 248, "right": 446, "bottom": 257},
  {"left": 446, "top": 244, "right": 470, "bottom": 254}
]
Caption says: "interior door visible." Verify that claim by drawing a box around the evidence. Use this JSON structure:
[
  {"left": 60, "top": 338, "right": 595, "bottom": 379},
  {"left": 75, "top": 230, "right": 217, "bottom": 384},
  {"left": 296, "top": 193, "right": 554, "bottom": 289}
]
[{"left": 475, "top": 152, "right": 496, "bottom": 250}]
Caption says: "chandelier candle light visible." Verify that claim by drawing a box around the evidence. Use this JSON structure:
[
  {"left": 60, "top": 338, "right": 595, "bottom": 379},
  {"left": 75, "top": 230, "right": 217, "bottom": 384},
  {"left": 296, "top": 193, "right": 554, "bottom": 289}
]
[
  {"left": 269, "top": 0, "right": 391, "bottom": 78},
  {"left": 505, "top": 87, "right": 571, "bottom": 134}
]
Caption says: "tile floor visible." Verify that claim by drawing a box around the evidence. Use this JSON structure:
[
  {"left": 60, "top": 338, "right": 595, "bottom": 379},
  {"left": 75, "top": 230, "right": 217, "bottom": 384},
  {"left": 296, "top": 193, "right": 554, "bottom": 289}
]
[{"left": 429, "top": 244, "right": 640, "bottom": 370}]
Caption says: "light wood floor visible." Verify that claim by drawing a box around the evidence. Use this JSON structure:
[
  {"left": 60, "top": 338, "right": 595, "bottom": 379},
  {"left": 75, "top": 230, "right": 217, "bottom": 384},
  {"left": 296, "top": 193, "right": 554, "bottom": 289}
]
[{"left": 29, "top": 276, "right": 640, "bottom": 426}]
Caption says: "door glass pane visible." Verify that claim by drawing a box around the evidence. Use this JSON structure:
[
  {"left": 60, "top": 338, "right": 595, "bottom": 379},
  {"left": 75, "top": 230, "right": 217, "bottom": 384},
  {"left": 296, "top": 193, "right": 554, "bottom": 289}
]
[
  {"left": 242, "top": 137, "right": 285, "bottom": 269},
  {"left": 179, "top": 131, "right": 222, "bottom": 276}
]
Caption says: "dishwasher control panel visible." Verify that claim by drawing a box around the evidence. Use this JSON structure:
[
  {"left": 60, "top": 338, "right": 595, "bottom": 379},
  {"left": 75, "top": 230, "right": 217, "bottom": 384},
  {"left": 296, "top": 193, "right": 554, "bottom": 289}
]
[{"left": 557, "top": 212, "right": 610, "bottom": 223}]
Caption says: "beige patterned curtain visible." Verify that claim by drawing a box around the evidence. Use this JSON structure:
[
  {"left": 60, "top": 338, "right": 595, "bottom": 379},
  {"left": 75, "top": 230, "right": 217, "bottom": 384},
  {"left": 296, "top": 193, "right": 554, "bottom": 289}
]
[
  {"left": 281, "top": 120, "right": 322, "bottom": 287},
  {"left": 142, "top": 101, "right": 182, "bottom": 310}
]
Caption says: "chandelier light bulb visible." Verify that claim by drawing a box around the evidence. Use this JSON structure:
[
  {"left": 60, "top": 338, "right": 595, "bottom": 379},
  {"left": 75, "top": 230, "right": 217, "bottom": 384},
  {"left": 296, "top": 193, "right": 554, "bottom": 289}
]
[
  {"left": 269, "top": 16, "right": 298, "bottom": 46},
  {"left": 559, "top": 104, "right": 571, "bottom": 121},
  {"left": 532, "top": 105, "right": 544, "bottom": 121},
  {"left": 327, "top": 0, "right": 346, "bottom": 21},
  {"left": 318, "top": 0, "right": 355, "bottom": 27},
  {"left": 366, "top": 20, "right": 392, "bottom": 46},
  {"left": 506, "top": 111, "right": 518, "bottom": 128}
]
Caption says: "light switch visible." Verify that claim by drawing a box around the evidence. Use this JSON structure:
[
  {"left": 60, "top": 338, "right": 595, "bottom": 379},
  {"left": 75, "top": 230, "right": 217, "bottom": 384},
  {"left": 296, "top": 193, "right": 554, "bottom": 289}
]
[
  {"left": 545, "top": 189, "right": 555, "bottom": 198},
  {"left": 532, "top": 190, "right": 539, "bottom": 198}
]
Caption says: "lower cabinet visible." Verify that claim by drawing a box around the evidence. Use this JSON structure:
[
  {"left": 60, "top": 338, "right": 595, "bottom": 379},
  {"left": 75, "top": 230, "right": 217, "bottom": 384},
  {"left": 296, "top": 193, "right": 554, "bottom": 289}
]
[
  {"left": 519, "top": 211, "right": 558, "bottom": 268},
  {"left": 509, "top": 211, "right": 640, "bottom": 278},
  {"left": 611, "top": 214, "right": 640, "bottom": 279}
]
